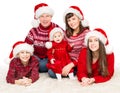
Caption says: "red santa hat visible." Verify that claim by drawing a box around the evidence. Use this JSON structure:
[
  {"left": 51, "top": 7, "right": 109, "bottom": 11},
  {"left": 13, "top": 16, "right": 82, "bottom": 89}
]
[
  {"left": 32, "top": 3, "right": 54, "bottom": 27},
  {"left": 84, "top": 28, "right": 113, "bottom": 54},
  {"left": 9, "top": 41, "right": 34, "bottom": 59},
  {"left": 45, "top": 27, "right": 64, "bottom": 49},
  {"left": 63, "top": 6, "right": 88, "bottom": 27}
]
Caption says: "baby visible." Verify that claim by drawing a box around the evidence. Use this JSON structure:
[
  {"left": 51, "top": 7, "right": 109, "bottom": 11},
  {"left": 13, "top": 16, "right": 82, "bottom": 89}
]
[{"left": 45, "top": 27, "right": 75, "bottom": 80}]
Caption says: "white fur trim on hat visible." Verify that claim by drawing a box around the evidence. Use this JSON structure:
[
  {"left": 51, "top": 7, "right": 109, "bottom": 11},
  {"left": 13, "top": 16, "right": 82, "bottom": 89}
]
[
  {"left": 49, "top": 27, "right": 64, "bottom": 41},
  {"left": 63, "top": 8, "right": 83, "bottom": 21},
  {"left": 31, "top": 19, "right": 40, "bottom": 28},
  {"left": 13, "top": 43, "right": 34, "bottom": 57},
  {"left": 105, "top": 44, "right": 113, "bottom": 54},
  {"left": 84, "top": 31, "right": 107, "bottom": 46},
  {"left": 63, "top": 8, "right": 88, "bottom": 27},
  {"left": 45, "top": 42, "right": 52, "bottom": 49},
  {"left": 35, "top": 6, "right": 54, "bottom": 19}
]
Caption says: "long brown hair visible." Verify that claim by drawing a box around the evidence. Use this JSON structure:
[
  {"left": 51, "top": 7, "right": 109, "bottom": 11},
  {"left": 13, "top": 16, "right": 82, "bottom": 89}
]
[
  {"left": 87, "top": 40, "right": 109, "bottom": 77},
  {"left": 65, "top": 13, "right": 89, "bottom": 38}
]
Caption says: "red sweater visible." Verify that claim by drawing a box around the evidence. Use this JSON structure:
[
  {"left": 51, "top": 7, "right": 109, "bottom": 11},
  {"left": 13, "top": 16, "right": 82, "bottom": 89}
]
[
  {"left": 47, "top": 40, "right": 73, "bottom": 73},
  {"left": 25, "top": 22, "right": 60, "bottom": 58},
  {"left": 77, "top": 48, "right": 114, "bottom": 83},
  {"left": 6, "top": 56, "right": 39, "bottom": 84}
]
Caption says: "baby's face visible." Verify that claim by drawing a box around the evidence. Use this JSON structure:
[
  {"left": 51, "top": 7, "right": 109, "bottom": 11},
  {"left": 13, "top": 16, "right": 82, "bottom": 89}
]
[{"left": 53, "top": 32, "right": 63, "bottom": 43}]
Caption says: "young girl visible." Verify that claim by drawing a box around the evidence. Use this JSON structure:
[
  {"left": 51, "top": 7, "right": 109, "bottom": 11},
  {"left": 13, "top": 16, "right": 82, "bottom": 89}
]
[
  {"left": 45, "top": 27, "right": 75, "bottom": 80},
  {"left": 62, "top": 5, "right": 90, "bottom": 77},
  {"left": 6, "top": 41, "right": 39, "bottom": 86},
  {"left": 77, "top": 28, "right": 114, "bottom": 86}
]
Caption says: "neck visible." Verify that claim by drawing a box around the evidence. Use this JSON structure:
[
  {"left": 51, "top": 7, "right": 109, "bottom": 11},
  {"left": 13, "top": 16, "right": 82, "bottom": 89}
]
[
  {"left": 92, "top": 51, "right": 99, "bottom": 63},
  {"left": 73, "top": 27, "right": 79, "bottom": 36},
  {"left": 22, "top": 61, "right": 28, "bottom": 66}
]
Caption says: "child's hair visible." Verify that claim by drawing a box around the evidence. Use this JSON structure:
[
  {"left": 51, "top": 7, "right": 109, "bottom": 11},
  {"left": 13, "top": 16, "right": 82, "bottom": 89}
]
[{"left": 87, "top": 40, "right": 109, "bottom": 77}]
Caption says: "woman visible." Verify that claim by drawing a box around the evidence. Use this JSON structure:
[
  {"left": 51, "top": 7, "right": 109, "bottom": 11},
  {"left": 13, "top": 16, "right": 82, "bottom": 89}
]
[
  {"left": 48, "top": 5, "right": 90, "bottom": 78},
  {"left": 77, "top": 28, "right": 114, "bottom": 86}
]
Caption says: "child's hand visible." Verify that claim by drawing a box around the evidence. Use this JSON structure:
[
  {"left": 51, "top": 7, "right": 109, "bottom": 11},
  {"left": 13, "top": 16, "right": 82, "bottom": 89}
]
[
  {"left": 70, "top": 43, "right": 74, "bottom": 47},
  {"left": 50, "top": 58, "right": 55, "bottom": 64}
]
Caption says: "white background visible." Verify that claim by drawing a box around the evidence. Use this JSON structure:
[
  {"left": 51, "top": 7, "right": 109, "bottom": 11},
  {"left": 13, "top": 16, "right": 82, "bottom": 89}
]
[{"left": 0, "top": 0, "right": 119, "bottom": 68}]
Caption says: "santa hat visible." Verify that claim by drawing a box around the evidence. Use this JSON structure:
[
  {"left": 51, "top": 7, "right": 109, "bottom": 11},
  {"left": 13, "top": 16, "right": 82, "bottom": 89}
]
[
  {"left": 84, "top": 28, "right": 113, "bottom": 54},
  {"left": 32, "top": 3, "right": 54, "bottom": 27},
  {"left": 63, "top": 6, "right": 88, "bottom": 27},
  {"left": 45, "top": 27, "right": 64, "bottom": 49},
  {"left": 9, "top": 41, "right": 34, "bottom": 59}
]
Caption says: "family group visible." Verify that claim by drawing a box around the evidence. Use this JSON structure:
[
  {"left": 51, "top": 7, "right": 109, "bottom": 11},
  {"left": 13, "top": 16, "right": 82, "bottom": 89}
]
[{"left": 6, "top": 2, "right": 114, "bottom": 87}]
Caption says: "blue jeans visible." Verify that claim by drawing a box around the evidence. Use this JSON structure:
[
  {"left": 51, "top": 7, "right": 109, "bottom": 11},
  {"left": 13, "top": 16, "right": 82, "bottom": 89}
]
[
  {"left": 48, "top": 69, "right": 57, "bottom": 78},
  {"left": 37, "top": 57, "right": 48, "bottom": 72}
]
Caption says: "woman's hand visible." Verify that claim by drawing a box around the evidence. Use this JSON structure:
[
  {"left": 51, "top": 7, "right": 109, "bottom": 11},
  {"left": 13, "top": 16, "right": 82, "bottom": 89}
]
[
  {"left": 80, "top": 77, "right": 95, "bottom": 86},
  {"left": 62, "top": 63, "right": 74, "bottom": 76}
]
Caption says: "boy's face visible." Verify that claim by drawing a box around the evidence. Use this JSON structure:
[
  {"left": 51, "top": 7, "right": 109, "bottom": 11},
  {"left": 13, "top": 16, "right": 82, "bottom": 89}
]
[
  {"left": 18, "top": 50, "right": 31, "bottom": 64},
  {"left": 53, "top": 32, "right": 63, "bottom": 43}
]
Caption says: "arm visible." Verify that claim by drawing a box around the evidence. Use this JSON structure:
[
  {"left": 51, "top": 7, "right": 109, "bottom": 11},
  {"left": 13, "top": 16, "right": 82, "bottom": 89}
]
[
  {"left": 93, "top": 53, "right": 114, "bottom": 83},
  {"left": 77, "top": 48, "right": 88, "bottom": 81},
  {"left": 6, "top": 59, "right": 19, "bottom": 84},
  {"left": 24, "top": 28, "right": 34, "bottom": 44},
  {"left": 29, "top": 56, "right": 40, "bottom": 83}
]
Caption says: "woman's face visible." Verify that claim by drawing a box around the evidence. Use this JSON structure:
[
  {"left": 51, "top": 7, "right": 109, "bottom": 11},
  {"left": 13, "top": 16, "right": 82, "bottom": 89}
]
[
  {"left": 39, "top": 13, "right": 52, "bottom": 28},
  {"left": 67, "top": 14, "right": 80, "bottom": 30},
  {"left": 88, "top": 36, "right": 99, "bottom": 52},
  {"left": 18, "top": 50, "right": 31, "bottom": 64}
]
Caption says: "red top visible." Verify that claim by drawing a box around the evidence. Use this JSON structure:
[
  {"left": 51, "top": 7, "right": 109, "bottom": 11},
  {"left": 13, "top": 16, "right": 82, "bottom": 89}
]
[
  {"left": 77, "top": 48, "right": 114, "bottom": 83},
  {"left": 47, "top": 40, "right": 73, "bottom": 73},
  {"left": 6, "top": 56, "right": 39, "bottom": 84}
]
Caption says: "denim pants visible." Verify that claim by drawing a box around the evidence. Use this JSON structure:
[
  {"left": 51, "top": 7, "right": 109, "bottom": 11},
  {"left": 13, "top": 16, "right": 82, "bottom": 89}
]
[{"left": 37, "top": 57, "right": 48, "bottom": 72}]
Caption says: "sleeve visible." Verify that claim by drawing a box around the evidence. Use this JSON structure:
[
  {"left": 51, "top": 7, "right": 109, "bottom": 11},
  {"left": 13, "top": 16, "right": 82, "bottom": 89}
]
[
  {"left": 47, "top": 45, "right": 55, "bottom": 61},
  {"left": 29, "top": 56, "right": 39, "bottom": 83},
  {"left": 24, "top": 28, "right": 34, "bottom": 44},
  {"left": 66, "top": 41, "right": 73, "bottom": 52},
  {"left": 6, "top": 59, "right": 18, "bottom": 84},
  {"left": 94, "top": 53, "right": 114, "bottom": 83},
  {"left": 77, "top": 48, "right": 88, "bottom": 81}
]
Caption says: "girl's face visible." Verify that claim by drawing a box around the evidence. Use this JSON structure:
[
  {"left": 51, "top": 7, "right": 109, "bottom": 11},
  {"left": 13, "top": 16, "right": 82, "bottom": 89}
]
[
  {"left": 53, "top": 32, "right": 63, "bottom": 43},
  {"left": 67, "top": 14, "right": 80, "bottom": 30},
  {"left": 88, "top": 36, "right": 99, "bottom": 52},
  {"left": 39, "top": 13, "right": 52, "bottom": 28},
  {"left": 18, "top": 50, "right": 31, "bottom": 64}
]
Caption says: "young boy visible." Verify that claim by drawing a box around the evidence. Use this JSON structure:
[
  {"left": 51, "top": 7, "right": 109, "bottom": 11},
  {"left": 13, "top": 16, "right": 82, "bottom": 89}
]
[{"left": 6, "top": 41, "right": 39, "bottom": 86}]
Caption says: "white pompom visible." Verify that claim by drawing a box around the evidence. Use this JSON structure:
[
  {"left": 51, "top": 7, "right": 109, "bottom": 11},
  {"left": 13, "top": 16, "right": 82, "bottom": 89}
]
[
  {"left": 45, "top": 42, "right": 52, "bottom": 49},
  {"left": 105, "top": 44, "right": 113, "bottom": 54},
  {"left": 31, "top": 19, "right": 40, "bottom": 28},
  {"left": 81, "top": 19, "right": 89, "bottom": 27}
]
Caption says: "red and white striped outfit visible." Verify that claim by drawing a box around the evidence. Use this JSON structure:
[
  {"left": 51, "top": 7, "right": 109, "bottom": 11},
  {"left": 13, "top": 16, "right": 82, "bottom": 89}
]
[{"left": 65, "top": 29, "right": 90, "bottom": 66}]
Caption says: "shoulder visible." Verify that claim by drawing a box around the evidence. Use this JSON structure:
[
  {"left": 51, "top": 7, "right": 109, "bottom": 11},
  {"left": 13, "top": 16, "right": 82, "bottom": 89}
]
[
  {"left": 30, "top": 55, "right": 39, "bottom": 63},
  {"left": 10, "top": 58, "right": 20, "bottom": 65},
  {"left": 80, "top": 48, "right": 87, "bottom": 53}
]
